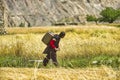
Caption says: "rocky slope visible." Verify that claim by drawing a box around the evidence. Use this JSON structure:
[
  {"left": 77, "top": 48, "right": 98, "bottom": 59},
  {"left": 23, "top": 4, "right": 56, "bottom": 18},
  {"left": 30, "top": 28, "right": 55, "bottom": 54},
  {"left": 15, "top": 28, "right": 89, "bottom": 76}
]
[{"left": 0, "top": 0, "right": 120, "bottom": 27}]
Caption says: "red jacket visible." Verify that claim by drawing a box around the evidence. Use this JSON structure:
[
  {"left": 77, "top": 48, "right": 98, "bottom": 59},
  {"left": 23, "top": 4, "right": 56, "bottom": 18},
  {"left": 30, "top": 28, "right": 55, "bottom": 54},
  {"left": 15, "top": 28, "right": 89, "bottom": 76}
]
[
  {"left": 49, "top": 35, "right": 60, "bottom": 49},
  {"left": 49, "top": 39, "right": 56, "bottom": 49}
]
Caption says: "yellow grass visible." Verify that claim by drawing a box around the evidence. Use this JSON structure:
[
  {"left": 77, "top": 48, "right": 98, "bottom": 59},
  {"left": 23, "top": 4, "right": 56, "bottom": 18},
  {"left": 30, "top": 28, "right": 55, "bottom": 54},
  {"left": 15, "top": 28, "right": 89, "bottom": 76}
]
[
  {"left": 6, "top": 25, "right": 117, "bottom": 34},
  {"left": 0, "top": 25, "right": 120, "bottom": 58},
  {"left": 0, "top": 66, "right": 120, "bottom": 80}
]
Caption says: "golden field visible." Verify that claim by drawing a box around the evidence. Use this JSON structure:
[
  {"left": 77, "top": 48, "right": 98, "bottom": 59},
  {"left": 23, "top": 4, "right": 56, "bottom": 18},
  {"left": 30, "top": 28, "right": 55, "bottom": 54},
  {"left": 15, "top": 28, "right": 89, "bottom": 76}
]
[
  {"left": 0, "top": 66, "right": 120, "bottom": 80},
  {"left": 0, "top": 25, "right": 120, "bottom": 58},
  {"left": 0, "top": 25, "right": 120, "bottom": 80}
]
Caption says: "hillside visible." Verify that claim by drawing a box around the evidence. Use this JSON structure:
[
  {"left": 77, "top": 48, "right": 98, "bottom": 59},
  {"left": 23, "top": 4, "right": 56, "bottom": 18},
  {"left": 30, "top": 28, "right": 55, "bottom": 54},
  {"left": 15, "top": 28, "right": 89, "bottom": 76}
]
[{"left": 0, "top": 0, "right": 120, "bottom": 27}]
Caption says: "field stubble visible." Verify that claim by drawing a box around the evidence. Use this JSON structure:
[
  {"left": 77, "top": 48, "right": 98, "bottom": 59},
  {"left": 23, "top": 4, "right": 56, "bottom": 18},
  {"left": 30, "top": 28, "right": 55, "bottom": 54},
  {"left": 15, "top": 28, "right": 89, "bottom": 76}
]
[{"left": 0, "top": 66, "right": 120, "bottom": 80}]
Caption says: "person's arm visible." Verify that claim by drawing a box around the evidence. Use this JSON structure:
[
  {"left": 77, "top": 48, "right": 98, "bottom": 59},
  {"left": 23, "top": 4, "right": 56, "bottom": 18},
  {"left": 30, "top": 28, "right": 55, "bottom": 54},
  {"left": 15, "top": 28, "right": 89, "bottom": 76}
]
[{"left": 49, "top": 38, "right": 60, "bottom": 51}]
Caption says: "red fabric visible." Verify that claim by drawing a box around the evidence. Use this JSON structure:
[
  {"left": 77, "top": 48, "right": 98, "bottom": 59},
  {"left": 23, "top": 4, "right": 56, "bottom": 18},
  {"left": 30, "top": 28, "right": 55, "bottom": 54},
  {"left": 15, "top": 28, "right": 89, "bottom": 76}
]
[{"left": 49, "top": 39, "right": 56, "bottom": 49}]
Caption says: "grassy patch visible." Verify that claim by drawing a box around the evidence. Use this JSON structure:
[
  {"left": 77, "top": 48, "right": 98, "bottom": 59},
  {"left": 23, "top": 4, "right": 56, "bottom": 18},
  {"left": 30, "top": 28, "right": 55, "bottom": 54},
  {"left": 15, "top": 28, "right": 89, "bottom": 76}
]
[
  {"left": 59, "top": 54, "right": 120, "bottom": 68},
  {"left": 0, "top": 54, "right": 120, "bottom": 69}
]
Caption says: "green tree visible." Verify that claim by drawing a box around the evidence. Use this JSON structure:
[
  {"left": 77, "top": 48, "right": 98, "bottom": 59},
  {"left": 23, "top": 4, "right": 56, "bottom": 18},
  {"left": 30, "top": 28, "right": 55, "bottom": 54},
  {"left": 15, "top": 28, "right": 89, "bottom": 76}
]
[
  {"left": 100, "top": 7, "right": 120, "bottom": 23},
  {"left": 86, "top": 15, "right": 98, "bottom": 24}
]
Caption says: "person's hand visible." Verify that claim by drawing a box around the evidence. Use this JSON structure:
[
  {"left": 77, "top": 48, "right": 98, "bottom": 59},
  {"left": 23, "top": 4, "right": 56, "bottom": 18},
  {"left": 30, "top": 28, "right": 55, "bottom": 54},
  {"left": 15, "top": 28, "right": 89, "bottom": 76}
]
[{"left": 55, "top": 48, "right": 60, "bottom": 51}]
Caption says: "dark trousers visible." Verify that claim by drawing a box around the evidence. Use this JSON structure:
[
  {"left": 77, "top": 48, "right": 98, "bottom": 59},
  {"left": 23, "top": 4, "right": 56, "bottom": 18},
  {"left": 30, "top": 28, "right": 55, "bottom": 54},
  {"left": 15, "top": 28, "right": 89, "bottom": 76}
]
[{"left": 43, "top": 50, "right": 58, "bottom": 66}]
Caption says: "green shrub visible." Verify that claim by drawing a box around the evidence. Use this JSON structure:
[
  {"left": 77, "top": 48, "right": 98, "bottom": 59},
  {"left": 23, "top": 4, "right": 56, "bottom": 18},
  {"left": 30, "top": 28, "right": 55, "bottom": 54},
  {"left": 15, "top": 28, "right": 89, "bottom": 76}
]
[
  {"left": 19, "top": 23, "right": 25, "bottom": 27},
  {"left": 86, "top": 15, "right": 98, "bottom": 24}
]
